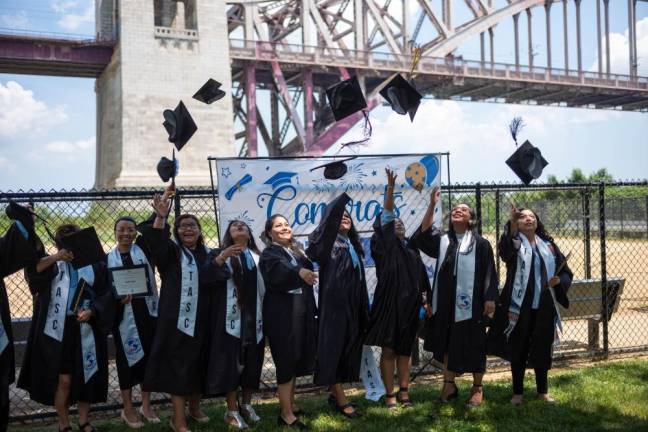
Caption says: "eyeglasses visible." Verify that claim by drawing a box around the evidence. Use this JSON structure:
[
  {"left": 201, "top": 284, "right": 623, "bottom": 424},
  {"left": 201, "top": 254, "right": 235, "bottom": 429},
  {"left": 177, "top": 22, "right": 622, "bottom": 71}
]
[{"left": 178, "top": 223, "right": 199, "bottom": 230}]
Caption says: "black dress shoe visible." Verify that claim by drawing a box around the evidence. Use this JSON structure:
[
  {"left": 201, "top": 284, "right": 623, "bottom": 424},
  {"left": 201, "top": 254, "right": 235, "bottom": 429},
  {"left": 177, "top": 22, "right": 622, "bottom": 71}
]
[{"left": 277, "top": 416, "right": 307, "bottom": 429}]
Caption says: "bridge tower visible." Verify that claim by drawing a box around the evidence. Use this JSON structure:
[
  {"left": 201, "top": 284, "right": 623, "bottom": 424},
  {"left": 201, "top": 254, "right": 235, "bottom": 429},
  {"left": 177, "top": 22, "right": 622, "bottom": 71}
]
[{"left": 95, "top": 0, "right": 234, "bottom": 188}]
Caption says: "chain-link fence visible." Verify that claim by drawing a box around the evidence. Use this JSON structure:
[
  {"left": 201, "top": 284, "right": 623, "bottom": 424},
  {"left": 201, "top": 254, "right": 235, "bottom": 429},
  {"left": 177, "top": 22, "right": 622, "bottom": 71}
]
[{"left": 2, "top": 181, "right": 647, "bottom": 422}]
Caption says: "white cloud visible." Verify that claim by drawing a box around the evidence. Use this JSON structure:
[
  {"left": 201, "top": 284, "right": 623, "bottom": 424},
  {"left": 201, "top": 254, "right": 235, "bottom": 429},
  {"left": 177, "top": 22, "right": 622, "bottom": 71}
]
[
  {"left": 0, "top": 81, "right": 68, "bottom": 138},
  {"left": 57, "top": 6, "right": 94, "bottom": 30},
  {"left": 590, "top": 17, "right": 648, "bottom": 76},
  {"left": 0, "top": 10, "right": 29, "bottom": 28},
  {"left": 332, "top": 99, "right": 621, "bottom": 182},
  {"left": 51, "top": 0, "right": 80, "bottom": 13},
  {"left": 45, "top": 137, "right": 95, "bottom": 153},
  {"left": 0, "top": 156, "right": 8, "bottom": 167}
]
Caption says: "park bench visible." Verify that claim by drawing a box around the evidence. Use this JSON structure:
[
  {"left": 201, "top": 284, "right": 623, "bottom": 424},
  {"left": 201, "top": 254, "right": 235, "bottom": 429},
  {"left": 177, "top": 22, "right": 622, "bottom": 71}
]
[{"left": 558, "top": 277, "right": 625, "bottom": 350}]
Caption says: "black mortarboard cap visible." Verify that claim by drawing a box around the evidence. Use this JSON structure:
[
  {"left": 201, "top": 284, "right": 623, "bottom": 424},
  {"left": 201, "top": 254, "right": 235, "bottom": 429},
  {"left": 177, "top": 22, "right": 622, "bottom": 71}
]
[
  {"left": 379, "top": 74, "right": 422, "bottom": 121},
  {"left": 162, "top": 101, "right": 197, "bottom": 151},
  {"left": 6, "top": 200, "right": 35, "bottom": 231},
  {"left": 505, "top": 140, "right": 549, "bottom": 185},
  {"left": 326, "top": 76, "right": 367, "bottom": 121},
  {"left": 59, "top": 227, "right": 105, "bottom": 269},
  {"left": 310, "top": 156, "right": 358, "bottom": 180},
  {"left": 157, "top": 156, "right": 178, "bottom": 183},
  {"left": 193, "top": 78, "right": 226, "bottom": 104}
]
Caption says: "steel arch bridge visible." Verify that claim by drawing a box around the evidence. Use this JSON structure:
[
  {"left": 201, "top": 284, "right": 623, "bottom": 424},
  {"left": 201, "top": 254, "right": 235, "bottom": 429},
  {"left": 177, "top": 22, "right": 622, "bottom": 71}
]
[
  {"left": 0, "top": 0, "right": 646, "bottom": 159},
  {"left": 226, "top": 0, "right": 648, "bottom": 157}
]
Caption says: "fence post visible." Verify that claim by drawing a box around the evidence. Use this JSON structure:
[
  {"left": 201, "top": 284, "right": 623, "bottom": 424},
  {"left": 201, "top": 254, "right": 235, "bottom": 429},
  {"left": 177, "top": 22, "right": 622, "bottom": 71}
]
[
  {"left": 583, "top": 187, "right": 592, "bottom": 279},
  {"left": 174, "top": 189, "right": 182, "bottom": 219},
  {"left": 598, "top": 182, "right": 609, "bottom": 356},
  {"left": 645, "top": 195, "right": 648, "bottom": 240},
  {"left": 475, "top": 182, "right": 482, "bottom": 235},
  {"left": 495, "top": 188, "right": 501, "bottom": 280}
]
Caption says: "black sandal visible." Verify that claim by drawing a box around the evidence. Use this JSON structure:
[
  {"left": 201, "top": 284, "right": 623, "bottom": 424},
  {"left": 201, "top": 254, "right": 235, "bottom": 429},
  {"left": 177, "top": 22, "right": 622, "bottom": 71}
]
[
  {"left": 437, "top": 380, "right": 459, "bottom": 403},
  {"left": 334, "top": 403, "right": 360, "bottom": 419},
  {"left": 277, "top": 415, "right": 307, "bottom": 429},
  {"left": 397, "top": 387, "right": 413, "bottom": 408},
  {"left": 328, "top": 394, "right": 358, "bottom": 409},
  {"left": 384, "top": 393, "right": 397, "bottom": 410},
  {"left": 78, "top": 422, "right": 97, "bottom": 432}
]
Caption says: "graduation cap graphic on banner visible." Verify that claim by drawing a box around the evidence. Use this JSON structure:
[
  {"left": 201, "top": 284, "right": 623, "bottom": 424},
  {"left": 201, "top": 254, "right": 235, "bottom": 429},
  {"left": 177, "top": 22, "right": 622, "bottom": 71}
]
[{"left": 263, "top": 172, "right": 297, "bottom": 190}]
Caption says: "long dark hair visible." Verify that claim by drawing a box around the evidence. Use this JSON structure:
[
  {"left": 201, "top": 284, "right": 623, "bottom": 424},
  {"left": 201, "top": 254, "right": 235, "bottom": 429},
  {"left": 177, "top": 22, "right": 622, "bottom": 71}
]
[
  {"left": 342, "top": 210, "right": 365, "bottom": 258},
  {"left": 223, "top": 220, "right": 260, "bottom": 310},
  {"left": 222, "top": 220, "right": 260, "bottom": 254},
  {"left": 173, "top": 214, "right": 205, "bottom": 250},
  {"left": 447, "top": 202, "right": 479, "bottom": 238},
  {"left": 261, "top": 214, "right": 306, "bottom": 258},
  {"left": 516, "top": 207, "right": 554, "bottom": 243}
]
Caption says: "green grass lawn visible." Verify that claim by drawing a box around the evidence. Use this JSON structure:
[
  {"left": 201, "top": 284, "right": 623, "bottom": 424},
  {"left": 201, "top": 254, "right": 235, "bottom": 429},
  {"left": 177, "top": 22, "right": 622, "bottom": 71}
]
[{"left": 12, "top": 358, "right": 648, "bottom": 432}]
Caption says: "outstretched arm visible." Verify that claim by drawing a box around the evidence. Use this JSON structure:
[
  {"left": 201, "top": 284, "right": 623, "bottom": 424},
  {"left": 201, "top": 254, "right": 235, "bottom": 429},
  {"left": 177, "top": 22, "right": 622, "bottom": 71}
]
[{"left": 420, "top": 187, "right": 441, "bottom": 233}]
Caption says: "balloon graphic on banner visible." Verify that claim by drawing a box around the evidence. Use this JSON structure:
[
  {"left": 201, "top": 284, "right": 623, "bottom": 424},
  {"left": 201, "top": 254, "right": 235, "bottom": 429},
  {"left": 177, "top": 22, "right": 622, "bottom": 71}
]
[
  {"left": 405, "top": 162, "right": 426, "bottom": 192},
  {"left": 405, "top": 155, "right": 438, "bottom": 192}
]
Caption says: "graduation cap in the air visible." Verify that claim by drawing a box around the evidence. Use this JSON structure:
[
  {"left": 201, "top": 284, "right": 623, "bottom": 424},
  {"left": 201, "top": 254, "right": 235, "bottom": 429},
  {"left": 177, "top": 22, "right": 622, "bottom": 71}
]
[
  {"left": 263, "top": 172, "right": 297, "bottom": 190},
  {"left": 58, "top": 226, "right": 105, "bottom": 269},
  {"left": 6, "top": 200, "right": 35, "bottom": 231},
  {"left": 310, "top": 156, "right": 358, "bottom": 180},
  {"left": 162, "top": 101, "right": 197, "bottom": 151},
  {"left": 326, "top": 76, "right": 367, "bottom": 122},
  {"left": 505, "top": 140, "right": 549, "bottom": 185},
  {"left": 379, "top": 74, "right": 422, "bottom": 121},
  {"left": 193, "top": 78, "right": 226, "bottom": 105},
  {"left": 156, "top": 156, "right": 178, "bottom": 183}
]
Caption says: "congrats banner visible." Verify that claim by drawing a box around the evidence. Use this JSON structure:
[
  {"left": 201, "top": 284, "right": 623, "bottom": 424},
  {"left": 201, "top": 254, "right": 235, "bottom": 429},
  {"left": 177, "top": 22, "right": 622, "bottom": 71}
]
[{"left": 215, "top": 154, "right": 443, "bottom": 269}]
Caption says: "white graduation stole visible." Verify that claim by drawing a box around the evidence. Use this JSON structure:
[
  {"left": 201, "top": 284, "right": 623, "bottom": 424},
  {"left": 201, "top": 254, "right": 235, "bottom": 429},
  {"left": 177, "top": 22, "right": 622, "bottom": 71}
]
[
  {"left": 225, "top": 251, "right": 265, "bottom": 343},
  {"left": 0, "top": 321, "right": 8, "bottom": 356},
  {"left": 506, "top": 234, "right": 560, "bottom": 338},
  {"left": 43, "top": 262, "right": 99, "bottom": 382},
  {"left": 360, "top": 345, "right": 386, "bottom": 401},
  {"left": 107, "top": 248, "right": 150, "bottom": 367},
  {"left": 453, "top": 232, "right": 477, "bottom": 322},
  {"left": 80, "top": 322, "right": 98, "bottom": 383},
  {"left": 44, "top": 261, "right": 71, "bottom": 342},
  {"left": 177, "top": 247, "right": 199, "bottom": 337}
]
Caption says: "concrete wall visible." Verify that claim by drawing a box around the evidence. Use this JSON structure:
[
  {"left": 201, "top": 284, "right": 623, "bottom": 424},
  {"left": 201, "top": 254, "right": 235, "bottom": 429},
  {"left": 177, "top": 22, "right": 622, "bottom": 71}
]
[{"left": 95, "top": 0, "right": 234, "bottom": 188}]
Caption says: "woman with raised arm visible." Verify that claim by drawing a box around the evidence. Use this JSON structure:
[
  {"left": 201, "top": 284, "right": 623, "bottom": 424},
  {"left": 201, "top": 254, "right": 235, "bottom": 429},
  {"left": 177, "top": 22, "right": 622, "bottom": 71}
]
[
  {"left": 19, "top": 224, "right": 113, "bottom": 432},
  {"left": 139, "top": 186, "right": 232, "bottom": 432},
  {"left": 488, "top": 206, "right": 572, "bottom": 405},
  {"left": 364, "top": 168, "right": 431, "bottom": 410},
  {"left": 0, "top": 205, "right": 41, "bottom": 432},
  {"left": 259, "top": 215, "right": 318, "bottom": 429},
  {"left": 306, "top": 193, "right": 369, "bottom": 419},
  {"left": 107, "top": 216, "right": 160, "bottom": 428},
  {"left": 410, "top": 189, "right": 498, "bottom": 407},
  {"left": 205, "top": 220, "right": 266, "bottom": 430}
]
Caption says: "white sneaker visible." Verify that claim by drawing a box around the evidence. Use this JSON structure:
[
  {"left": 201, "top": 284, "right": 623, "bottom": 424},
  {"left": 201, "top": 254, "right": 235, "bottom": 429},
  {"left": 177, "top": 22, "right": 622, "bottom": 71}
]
[
  {"left": 240, "top": 404, "right": 261, "bottom": 423},
  {"left": 120, "top": 410, "right": 144, "bottom": 429},
  {"left": 224, "top": 410, "right": 249, "bottom": 430}
]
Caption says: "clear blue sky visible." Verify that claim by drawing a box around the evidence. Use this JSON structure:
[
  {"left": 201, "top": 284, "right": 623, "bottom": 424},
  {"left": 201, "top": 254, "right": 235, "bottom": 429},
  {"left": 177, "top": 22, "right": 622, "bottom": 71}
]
[{"left": 0, "top": 0, "right": 646, "bottom": 191}]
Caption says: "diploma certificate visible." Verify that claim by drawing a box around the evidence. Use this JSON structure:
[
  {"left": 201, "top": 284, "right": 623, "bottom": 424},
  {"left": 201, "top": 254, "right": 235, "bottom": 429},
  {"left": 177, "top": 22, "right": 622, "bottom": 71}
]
[{"left": 110, "top": 265, "right": 151, "bottom": 298}]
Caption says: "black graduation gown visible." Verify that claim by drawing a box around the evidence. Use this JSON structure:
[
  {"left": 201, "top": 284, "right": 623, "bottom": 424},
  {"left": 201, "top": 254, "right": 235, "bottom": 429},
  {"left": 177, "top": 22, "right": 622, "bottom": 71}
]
[
  {"left": 410, "top": 227, "right": 498, "bottom": 374},
  {"left": 259, "top": 245, "right": 317, "bottom": 385},
  {"left": 306, "top": 193, "right": 369, "bottom": 386},
  {"left": 18, "top": 260, "right": 114, "bottom": 406},
  {"left": 0, "top": 223, "right": 40, "bottom": 409},
  {"left": 204, "top": 250, "right": 265, "bottom": 395},
  {"left": 138, "top": 223, "right": 230, "bottom": 396},
  {"left": 109, "top": 237, "right": 157, "bottom": 390},
  {"left": 364, "top": 213, "right": 430, "bottom": 356},
  {"left": 487, "top": 226, "right": 572, "bottom": 370}
]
